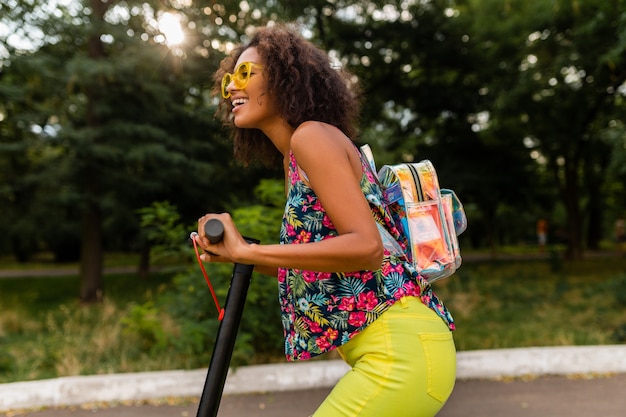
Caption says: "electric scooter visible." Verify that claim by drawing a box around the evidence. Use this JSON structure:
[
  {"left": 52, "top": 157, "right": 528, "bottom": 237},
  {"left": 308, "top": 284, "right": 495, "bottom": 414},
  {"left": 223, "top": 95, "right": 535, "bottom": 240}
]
[{"left": 193, "top": 219, "right": 259, "bottom": 417}]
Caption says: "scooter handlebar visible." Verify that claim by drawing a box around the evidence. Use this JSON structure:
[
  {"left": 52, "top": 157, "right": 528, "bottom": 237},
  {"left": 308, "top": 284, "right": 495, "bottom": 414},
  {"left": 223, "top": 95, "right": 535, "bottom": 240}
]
[{"left": 204, "top": 219, "right": 224, "bottom": 244}]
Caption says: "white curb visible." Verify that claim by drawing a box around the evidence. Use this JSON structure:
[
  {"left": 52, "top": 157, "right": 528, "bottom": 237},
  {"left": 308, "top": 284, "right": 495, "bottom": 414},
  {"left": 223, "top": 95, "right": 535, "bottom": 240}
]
[{"left": 455, "top": 345, "right": 626, "bottom": 379}]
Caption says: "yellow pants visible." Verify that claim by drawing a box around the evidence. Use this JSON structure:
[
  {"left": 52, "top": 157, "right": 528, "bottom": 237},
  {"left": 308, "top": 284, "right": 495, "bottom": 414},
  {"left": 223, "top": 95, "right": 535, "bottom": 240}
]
[{"left": 313, "top": 297, "right": 456, "bottom": 417}]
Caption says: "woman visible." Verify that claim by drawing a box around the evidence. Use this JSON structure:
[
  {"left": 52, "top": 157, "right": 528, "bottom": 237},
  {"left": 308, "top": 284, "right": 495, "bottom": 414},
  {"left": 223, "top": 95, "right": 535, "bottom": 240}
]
[{"left": 195, "top": 24, "right": 456, "bottom": 417}]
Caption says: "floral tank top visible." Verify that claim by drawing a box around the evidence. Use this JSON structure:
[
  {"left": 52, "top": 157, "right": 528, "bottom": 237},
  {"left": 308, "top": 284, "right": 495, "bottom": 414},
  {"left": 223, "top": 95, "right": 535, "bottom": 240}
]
[{"left": 278, "top": 148, "right": 455, "bottom": 362}]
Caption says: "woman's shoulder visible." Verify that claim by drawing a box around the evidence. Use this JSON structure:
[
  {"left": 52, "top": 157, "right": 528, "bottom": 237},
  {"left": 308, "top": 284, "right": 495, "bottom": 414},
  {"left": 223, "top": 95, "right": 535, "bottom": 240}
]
[
  {"left": 293, "top": 120, "right": 343, "bottom": 139},
  {"left": 291, "top": 121, "right": 353, "bottom": 157}
]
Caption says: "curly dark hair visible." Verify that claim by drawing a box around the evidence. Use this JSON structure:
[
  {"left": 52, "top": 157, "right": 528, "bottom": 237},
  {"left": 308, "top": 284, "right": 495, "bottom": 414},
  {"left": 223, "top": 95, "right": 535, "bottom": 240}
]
[{"left": 213, "top": 24, "right": 362, "bottom": 167}]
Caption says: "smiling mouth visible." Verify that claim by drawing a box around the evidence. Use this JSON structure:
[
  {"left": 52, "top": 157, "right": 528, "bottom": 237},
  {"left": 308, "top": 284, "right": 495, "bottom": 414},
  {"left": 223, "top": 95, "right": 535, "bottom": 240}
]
[{"left": 231, "top": 98, "right": 249, "bottom": 107}]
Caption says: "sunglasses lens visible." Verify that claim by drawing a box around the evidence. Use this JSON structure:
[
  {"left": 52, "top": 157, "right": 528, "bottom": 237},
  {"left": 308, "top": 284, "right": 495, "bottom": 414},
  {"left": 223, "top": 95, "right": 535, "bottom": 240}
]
[
  {"left": 233, "top": 62, "right": 251, "bottom": 88},
  {"left": 221, "top": 73, "right": 232, "bottom": 98}
]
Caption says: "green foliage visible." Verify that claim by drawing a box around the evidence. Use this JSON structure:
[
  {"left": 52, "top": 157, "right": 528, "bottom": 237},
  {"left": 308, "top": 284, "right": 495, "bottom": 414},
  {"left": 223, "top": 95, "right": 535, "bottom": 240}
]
[
  {"left": 435, "top": 256, "right": 626, "bottom": 350},
  {"left": 594, "top": 272, "right": 626, "bottom": 342},
  {"left": 137, "top": 201, "right": 190, "bottom": 261},
  {"left": 464, "top": 0, "right": 626, "bottom": 255},
  {"left": 0, "top": 0, "right": 270, "bottom": 297},
  {"left": 0, "top": 348, "right": 16, "bottom": 374},
  {"left": 2, "top": 254, "right": 626, "bottom": 383},
  {"left": 1, "top": 0, "right": 626, "bottom": 296},
  {"left": 602, "top": 273, "right": 626, "bottom": 307},
  {"left": 0, "top": 272, "right": 176, "bottom": 384},
  {"left": 123, "top": 180, "right": 286, "bottom": 368},
  {"left": 230, "top": 179, "right": 285, "bottom": 241},
  {"left": 121, "top": 302, "right": 169, "bottom": 352}
]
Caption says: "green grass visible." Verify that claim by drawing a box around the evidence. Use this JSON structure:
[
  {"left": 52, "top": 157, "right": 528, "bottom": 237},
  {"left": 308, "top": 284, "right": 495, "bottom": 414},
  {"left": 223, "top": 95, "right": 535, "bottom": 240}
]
[
  {"left": 0, "top": 252, "right": 183, "bottom": 270},
  {"left": 0, "top": 272, "right": 177, "bottom": 383},
  {"left": 433, "top": 256, "right": 626, "bottom": 351},
  {"left": 1, "top": 254, "right": 625, "bottom": 384}
]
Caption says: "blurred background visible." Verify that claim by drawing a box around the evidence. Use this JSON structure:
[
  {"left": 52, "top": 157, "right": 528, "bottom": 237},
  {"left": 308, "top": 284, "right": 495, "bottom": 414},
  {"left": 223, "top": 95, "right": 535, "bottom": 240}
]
[{"left": 1, "top": 0, "right": 625, "bottom": 385}]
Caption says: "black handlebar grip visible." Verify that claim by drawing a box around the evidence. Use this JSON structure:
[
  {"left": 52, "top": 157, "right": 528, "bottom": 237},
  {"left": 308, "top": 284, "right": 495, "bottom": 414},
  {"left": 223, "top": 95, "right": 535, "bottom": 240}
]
[{"left": 205, "top": 219, "right": 225, "bottom": 244}]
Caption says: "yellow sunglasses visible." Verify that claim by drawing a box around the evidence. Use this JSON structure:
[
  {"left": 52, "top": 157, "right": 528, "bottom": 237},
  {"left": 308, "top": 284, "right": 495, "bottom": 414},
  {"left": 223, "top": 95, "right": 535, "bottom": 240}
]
[{"left": 221, "top": 61, "right": 264, "bottom": 99}]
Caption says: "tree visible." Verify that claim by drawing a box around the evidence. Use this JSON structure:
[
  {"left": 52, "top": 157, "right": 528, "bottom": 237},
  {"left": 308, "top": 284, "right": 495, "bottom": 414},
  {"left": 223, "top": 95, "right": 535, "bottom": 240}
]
[
  {"left": 0, "top": 1, "right": 79, "bottom": 262},
  {"left": 3, "top": 0, "right": 625, "bottom": 301},
  {"left": 0, "top": 0, "right": 266, "bottom": 301},
  {"left": 474, "top": 0, "right": 626, "bottom": 258},
  {"left": 300, "top": 1, "right": 539, "bottom": 250}
]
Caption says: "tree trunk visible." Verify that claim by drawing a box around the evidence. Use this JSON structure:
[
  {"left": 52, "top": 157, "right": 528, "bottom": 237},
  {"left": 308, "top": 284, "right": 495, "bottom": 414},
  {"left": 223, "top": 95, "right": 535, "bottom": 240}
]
[
  {"left": 586, "top": 198, "right": 604, "bottom": 250},
  {"left": 585, "top": 183, "right": 603, "bottom": 251},
  {"left": 80, "top": 201, "right": 104, "bottom": 303},
  {"left": 78, "top": 0, "right": 109, "bottom": 303},
  {"left": 563, "top": 164, "right": 584, "bottom": 260},
  {"left": 138, "top": 242, "right": 151, "bottom": 280},
  {"left": 585, "top": 146, "right": 610, "bottom": 251}
]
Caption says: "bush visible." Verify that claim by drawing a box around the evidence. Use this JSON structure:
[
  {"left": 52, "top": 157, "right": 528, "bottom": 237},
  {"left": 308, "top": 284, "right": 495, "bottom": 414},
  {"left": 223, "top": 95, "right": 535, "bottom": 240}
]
[
  {"left": 0, "top": 348, "right": 15, "bottom": 373},
  {"left": 125, "top": 180, "right": 286, "bottom": 368},
  {"left": 607, "top": 273, "right": 626, "bottom": 307}
]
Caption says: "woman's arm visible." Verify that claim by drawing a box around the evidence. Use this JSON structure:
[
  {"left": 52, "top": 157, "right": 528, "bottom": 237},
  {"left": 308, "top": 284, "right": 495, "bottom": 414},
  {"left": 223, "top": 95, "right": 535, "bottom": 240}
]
[
  {"left": 253, "top": 265, "right": 279, "bottom": 276},
  {"left": 196, "top": 122, "right": 383, "bottom": 273}
]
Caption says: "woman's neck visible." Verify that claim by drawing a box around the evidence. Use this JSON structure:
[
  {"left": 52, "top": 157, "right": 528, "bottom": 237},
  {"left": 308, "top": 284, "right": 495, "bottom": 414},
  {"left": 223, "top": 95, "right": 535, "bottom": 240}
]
[{"left": 263, "top": 119, "right": 295, "bottom": 158}]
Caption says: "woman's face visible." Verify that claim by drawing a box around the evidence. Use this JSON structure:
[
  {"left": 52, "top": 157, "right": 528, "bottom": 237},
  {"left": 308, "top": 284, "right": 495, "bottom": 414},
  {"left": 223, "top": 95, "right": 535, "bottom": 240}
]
[{"left": 226, "top": 47, "right": 280, "bottom": 130}]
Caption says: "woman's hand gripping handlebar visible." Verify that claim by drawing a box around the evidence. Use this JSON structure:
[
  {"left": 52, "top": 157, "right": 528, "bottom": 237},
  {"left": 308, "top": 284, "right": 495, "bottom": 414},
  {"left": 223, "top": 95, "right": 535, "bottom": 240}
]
[
  {"left": 194, "top": 214, "right": 248, "bottom": 265},
  {"left": 190, "top": 218, "right": 223, "bottom": 247},
  {"left": 204, "top": 218, "right": 225, "bottom": 246}
]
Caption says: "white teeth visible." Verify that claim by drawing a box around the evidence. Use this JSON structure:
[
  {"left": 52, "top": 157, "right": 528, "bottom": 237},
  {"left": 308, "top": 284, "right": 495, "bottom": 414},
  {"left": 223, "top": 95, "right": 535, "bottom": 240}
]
[{"left": 232, "top": 98, "right": 248, "bottom": 107}]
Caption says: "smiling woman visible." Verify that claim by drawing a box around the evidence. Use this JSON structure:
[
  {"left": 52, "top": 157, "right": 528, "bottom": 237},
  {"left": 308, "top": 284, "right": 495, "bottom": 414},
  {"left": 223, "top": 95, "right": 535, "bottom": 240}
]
[
  {"left": 199, "top": 25, "right": 457, "bottom": 417},
  {"left": 157, "top": 12, "right": 184, "bottom": 46}
]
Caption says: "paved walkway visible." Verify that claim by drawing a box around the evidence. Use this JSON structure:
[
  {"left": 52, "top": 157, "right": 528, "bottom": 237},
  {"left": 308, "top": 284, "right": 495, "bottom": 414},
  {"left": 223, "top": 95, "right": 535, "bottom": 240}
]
[{"left": 10, "top": 373, "right": 626, "bottom": 417}]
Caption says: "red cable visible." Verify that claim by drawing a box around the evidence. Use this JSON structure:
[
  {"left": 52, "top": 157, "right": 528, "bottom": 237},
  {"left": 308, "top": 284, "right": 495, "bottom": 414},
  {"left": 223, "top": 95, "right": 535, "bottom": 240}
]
[{"left": 191, "top": 234, "right": 225, "bottom": 321}]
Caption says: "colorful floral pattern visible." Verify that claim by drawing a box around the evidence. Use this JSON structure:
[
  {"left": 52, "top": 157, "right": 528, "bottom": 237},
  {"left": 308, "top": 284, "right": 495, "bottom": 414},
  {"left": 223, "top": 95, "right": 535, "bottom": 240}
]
[{"left": 278, "top": 149, "right": 455, "bottom": 362}]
